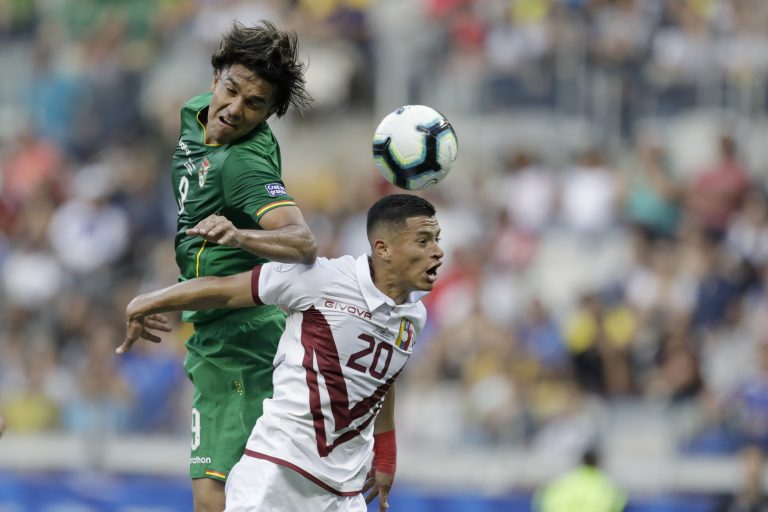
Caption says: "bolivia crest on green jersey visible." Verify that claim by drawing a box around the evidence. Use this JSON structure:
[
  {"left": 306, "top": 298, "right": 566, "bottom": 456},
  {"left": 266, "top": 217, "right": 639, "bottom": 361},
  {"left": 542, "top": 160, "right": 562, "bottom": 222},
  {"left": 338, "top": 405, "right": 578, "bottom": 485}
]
[{"left": 198, "top": 157, "right": 211, "bottom": 187}]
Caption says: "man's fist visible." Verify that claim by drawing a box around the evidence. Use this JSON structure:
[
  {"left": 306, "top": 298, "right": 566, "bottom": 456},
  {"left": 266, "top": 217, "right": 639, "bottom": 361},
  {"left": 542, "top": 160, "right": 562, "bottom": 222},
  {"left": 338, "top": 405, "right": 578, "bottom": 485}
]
[{"left": 186, "top": 214, "right": 243, "bottom": 248}]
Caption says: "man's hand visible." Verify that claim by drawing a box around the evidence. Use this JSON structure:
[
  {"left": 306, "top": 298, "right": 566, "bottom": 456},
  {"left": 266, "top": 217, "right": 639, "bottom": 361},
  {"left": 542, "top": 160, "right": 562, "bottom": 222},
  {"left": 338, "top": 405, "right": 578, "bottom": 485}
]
[
  {"left": 364, "top": 470, "right": 394, "bottom": 511},
  {"left": 186, "top": 214, "right": 242, "bottom": 248},
  {"left": 116, "top": 313, "right": 172, "bottom": 354}
]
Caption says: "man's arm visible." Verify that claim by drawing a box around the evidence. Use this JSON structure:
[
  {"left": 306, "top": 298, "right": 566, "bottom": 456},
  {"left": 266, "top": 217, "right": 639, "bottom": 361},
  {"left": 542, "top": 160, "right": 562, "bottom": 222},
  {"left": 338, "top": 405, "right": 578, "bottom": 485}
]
[
  {"left": 116, "top": 272, "right": 254, "bottom": 354},
  {"left": 367, "top": 386, "right": 396, "bottom": 511},
  {"left": 374, "top": 385, "right": 396, "bottom": 434},
  {"left": 186, "top": 206, "right": 317, "bottom": 264}
]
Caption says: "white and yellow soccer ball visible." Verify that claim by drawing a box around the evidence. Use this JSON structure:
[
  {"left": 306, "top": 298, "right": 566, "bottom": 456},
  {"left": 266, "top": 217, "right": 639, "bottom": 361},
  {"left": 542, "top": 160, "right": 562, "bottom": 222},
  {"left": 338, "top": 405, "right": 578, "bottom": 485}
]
[{"left": 372, "top": 105, "right": 458, "bottom": 190}]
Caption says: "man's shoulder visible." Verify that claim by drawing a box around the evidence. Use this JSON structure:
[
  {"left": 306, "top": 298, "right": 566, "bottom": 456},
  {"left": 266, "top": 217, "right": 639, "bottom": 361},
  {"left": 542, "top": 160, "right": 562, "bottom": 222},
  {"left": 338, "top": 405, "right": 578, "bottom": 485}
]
[
  {"left": 294, "top": 256, "right": 358, "bottom": 292},
  {"left": 182, "top": 93, "right": 212, "bottom": 114},
  {"left": 404, "top": 299, "right": 428, "bottom": 330},
  {"left": 262, "top": 257, "right": 356, "bottom": 301},
  {"left": 323, "top": 255, "right": 358, "bottom": 274},
  {"left": 266, "top": 256, "right": 354, "bottom": 276},
  {"left": 231, "top": 122, "right": 278, "bottom": 156},
  {"left": 303, "top": 255, "right": 357, "bottom": 280}
]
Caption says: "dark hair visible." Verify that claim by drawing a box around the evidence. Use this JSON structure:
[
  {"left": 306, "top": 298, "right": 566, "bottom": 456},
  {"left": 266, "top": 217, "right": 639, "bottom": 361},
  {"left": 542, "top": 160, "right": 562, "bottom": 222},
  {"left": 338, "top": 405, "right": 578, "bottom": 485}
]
[
  {"left": 367, "top": 194, "right": 437, "bottom": 238},
  {"left": 211, "top": 21, "right": 312, "bottom": 118}
]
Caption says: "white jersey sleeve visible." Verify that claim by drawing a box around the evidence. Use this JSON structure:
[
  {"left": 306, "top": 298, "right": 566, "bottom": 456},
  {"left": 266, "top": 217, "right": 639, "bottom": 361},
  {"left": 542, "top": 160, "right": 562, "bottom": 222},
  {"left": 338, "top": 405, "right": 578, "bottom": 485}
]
[{"left": 251, "top": 259, "right": 339, "bottom": 311}]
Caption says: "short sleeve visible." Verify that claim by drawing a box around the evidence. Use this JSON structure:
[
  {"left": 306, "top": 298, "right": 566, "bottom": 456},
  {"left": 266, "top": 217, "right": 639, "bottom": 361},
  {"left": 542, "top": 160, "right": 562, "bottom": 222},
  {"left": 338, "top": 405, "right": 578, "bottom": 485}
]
[
  {"left": 222, "top": 150, "right": 296, "bottom": 223},
  {"left": 251, "top": 259, "right": 333, "bottom": 311}
]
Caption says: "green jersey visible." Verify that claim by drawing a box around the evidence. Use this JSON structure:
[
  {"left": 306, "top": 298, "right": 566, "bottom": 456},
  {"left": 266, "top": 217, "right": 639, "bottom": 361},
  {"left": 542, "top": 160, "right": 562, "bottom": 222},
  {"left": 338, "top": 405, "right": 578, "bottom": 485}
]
[{"left": 172, "top": 93, "right": 295, "bottom": 329}]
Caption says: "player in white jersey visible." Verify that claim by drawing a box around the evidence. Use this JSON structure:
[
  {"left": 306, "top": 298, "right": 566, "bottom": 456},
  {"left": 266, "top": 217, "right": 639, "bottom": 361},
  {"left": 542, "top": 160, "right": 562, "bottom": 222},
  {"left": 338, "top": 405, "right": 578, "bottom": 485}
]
[{"left": 118, "top": 194, "right": 444, "bottom": 511}]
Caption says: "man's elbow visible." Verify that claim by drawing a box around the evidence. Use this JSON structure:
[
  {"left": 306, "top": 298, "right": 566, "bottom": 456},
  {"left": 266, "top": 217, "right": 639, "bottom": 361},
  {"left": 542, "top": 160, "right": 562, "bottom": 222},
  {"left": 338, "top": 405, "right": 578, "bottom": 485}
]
[{"left": 300, "top": 234, "right": 318, "bottom": 265}]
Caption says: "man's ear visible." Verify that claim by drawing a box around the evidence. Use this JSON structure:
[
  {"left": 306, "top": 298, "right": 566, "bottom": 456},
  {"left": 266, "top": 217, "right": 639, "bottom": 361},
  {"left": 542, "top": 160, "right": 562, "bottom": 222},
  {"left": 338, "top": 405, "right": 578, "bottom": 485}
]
[{"left": 373, "top": 239, "right": 390, "bottom": 261}]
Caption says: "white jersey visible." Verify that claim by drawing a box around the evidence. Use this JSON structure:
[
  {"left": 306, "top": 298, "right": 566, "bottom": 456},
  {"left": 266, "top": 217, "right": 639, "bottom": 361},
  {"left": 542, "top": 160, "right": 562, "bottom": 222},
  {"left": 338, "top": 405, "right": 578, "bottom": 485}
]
[{"left": 245, "top": 254, "right": 427, "bottom": 495}]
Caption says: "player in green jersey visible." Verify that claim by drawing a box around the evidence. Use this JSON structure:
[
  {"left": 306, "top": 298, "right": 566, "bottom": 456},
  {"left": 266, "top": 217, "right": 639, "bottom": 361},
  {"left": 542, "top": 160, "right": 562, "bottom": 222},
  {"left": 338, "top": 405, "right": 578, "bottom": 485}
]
[{"left": 168, "top": 21, "right": 315, "bottom": 512}]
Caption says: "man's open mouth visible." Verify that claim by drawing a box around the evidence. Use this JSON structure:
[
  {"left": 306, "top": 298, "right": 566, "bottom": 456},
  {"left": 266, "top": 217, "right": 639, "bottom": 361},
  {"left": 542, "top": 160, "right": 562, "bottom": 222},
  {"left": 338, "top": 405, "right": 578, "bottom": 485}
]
[
  {"left": 426, "top": 262, "right": 441, "bottom": 281},
  {"left": 219, "top": 116, "right": 236, "bottom": 128}
]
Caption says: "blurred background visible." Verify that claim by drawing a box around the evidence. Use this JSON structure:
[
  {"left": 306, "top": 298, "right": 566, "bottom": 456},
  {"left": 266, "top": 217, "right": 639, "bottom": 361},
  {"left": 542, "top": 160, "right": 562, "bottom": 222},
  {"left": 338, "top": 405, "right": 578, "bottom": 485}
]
[{"left": 2, "top": 0, "right": 768, "bottom": 510}]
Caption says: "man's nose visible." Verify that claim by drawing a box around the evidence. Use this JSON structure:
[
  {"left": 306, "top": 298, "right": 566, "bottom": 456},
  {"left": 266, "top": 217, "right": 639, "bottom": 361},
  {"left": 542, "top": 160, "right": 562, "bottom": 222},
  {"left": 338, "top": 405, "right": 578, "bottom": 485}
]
[{"left": 228, "top": 96, "right": 244, "bottom": 118}]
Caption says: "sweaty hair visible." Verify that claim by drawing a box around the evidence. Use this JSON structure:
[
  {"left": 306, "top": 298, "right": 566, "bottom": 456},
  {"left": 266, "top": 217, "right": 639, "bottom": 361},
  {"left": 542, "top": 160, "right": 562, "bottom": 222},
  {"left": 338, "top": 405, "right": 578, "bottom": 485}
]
[
  {"left": 211, "top": 20, "right": 312, "bottom": 118},
  {"left": 366, "top": 194, "right": 437, "bottom": 239}
]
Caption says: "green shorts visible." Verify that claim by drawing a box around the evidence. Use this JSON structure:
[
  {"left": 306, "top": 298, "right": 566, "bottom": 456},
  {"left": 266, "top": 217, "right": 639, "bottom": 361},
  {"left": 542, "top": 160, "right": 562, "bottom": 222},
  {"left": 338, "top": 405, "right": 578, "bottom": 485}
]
[{"left": 184, "top": 312, "right": 284, "bottom": 481}]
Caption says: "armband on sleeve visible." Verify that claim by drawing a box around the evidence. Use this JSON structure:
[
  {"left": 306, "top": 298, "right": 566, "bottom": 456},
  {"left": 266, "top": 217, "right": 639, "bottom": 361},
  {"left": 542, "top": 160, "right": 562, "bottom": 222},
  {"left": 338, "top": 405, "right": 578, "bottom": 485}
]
[{"left": 373, "top": 430, "right": 397, "bottom": 475}]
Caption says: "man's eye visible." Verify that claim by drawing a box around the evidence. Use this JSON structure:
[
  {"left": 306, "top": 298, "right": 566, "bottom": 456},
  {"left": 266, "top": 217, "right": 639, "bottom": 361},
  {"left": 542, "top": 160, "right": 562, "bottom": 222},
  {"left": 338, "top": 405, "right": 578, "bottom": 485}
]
[{"left": 226, "top": 88, "right": 237, "bottom": 95}]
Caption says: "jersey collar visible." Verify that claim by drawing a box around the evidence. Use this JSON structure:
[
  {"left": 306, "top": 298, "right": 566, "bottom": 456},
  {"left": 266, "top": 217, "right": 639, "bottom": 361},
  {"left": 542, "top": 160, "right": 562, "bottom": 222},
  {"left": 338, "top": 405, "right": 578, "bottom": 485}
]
[{"left": 355, "top": 254, "right": 422, "bottom": 312}]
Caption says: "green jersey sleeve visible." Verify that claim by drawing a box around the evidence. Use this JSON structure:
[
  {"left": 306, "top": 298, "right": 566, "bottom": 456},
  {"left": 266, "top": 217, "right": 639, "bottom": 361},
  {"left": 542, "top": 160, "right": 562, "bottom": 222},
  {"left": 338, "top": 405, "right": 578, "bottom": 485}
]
[{"left": 221, "top": 148, "right": 296, "bottom": 225}]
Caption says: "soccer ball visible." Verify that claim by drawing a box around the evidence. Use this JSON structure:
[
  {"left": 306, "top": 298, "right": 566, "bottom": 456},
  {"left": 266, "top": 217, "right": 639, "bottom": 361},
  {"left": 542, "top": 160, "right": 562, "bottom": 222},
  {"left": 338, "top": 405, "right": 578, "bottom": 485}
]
[{"left": 372, "top": 105, "right": 458, "bottom": 190}]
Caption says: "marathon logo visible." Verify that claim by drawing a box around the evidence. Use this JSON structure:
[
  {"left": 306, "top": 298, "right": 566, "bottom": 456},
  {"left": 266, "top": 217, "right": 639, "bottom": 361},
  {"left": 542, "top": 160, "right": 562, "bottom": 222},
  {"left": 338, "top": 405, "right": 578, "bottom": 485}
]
[
  {"left": 265, "top": 183, "right": 287, "bottom": 197},
  {"left": 190, "top": 456, "right": 212, "bottom": 464}
]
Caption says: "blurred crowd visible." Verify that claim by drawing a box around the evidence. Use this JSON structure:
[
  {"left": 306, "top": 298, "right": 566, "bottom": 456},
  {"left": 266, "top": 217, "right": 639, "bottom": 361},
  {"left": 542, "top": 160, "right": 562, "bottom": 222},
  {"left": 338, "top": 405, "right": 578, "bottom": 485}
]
[
  {"left": 397, "top": 133, "right": 768, "bottom": 460},
  {"left": 1, "top": 0, "right": 768, "bottom": 473},
  {"left": 428, "top": 0, "right": 768, "bottom": 136}
]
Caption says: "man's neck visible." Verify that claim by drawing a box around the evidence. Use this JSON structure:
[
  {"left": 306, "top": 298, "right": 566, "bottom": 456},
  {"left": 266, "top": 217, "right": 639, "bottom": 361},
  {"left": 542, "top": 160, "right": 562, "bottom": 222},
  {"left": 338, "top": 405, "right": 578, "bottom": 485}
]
[{"left": 369, "top": 258, "right": 408, "bottom": 305}]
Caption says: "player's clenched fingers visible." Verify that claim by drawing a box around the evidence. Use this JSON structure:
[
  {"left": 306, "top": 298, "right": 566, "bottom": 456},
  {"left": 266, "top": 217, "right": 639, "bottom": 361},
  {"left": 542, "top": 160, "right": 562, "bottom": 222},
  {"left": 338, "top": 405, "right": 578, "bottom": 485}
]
[
  {"left": 365, "top": 488, "right": 378, "bottom": 505},
  {"left": 144, "top": 315, "right": 172, "bottom": 332},
  {"left": 143, "top": 320, "right": 171, "bottom": 332},
  {"left": 188, "top": 219, "right": 209, "bottom": 232},
  {"left": 204, "top": 214, "right": 226, "bottom": 228},
  {"left": 187, "top": 215, "right": 219, "bottom": 235},
  {"left": 198, "top": 214, "right": 221, "bottom": 223},
  {"left": 196, "top": 222, "right": 217, "bottom": 236},
  {"left": 205, "top": 223, "right": 228, "bottom": 240},
  {"left": 187, "top": 227, "right": 216, "bottom": 240},
  {"left": 200, "top": 219, "right": 233, "bottom": 240}
]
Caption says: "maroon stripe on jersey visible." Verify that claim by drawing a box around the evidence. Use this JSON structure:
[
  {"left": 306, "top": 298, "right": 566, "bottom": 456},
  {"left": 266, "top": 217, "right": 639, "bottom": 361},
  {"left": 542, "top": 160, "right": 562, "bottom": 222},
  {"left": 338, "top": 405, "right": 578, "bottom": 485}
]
[
  {"left": 305, "top": 308, "right": 353, "bottom": 430},
  {"left": 243, "top": 449, "right": 361, "bottom": 497},
  {"left": 348, "top": 368, "right": 400, "bottom": 422},
  {"left": 301, "top": 307, "right": 342, "bottom": 457},
  {"left": 300, "top": 307, "right": 400, "bottom": 458},
  {"left": 251, "top": 265, "right": 263, "bottom": 305}
]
